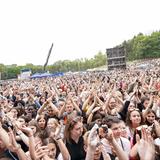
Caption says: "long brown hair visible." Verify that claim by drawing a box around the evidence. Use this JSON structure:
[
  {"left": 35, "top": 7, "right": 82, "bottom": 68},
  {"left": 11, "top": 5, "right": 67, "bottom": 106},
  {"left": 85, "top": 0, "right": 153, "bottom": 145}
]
[
  {"left": 64, "top": 116, "right": 83, "bottom": 144},
  {"left": 36, "top": 114, "right": 48, "bottom": 130},
  {"left": 126, "top": 108, "right": 143, "bottom": 128}
]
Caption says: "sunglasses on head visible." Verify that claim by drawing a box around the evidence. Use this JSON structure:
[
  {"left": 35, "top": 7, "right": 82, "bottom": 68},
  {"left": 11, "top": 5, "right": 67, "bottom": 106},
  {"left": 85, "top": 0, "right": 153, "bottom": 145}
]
[{"left": 129, "top": 108, "right": 140, "bottom": 113}]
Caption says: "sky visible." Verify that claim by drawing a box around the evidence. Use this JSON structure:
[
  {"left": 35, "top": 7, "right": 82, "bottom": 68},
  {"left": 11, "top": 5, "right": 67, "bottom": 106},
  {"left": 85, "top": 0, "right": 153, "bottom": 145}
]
[{"left": 0, "top": 0, "right": 160, "bottom": 66}]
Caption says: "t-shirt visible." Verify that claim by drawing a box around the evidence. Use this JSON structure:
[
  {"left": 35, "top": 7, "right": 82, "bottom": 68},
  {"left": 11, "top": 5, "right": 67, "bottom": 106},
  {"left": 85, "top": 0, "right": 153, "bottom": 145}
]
[
  {"left": 66, "top": 136, "right": 86, "bottom": 160},
  {"left": 101, "top": 137, "right": 131, "bottom": 156},
  {"left": 0, "top": 150, "right": 19, "bottom": 160}
]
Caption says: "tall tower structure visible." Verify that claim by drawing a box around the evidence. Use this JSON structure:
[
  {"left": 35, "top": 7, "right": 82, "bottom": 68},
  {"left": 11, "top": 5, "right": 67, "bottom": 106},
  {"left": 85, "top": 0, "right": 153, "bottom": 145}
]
[{"left": 106, "top": 46, "right": 126, "bottom": 70}]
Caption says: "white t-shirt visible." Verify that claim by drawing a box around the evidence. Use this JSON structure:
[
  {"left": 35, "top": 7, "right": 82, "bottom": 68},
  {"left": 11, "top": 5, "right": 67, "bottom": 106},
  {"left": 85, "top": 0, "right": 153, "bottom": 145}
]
[
  {"left": 57, "top": 153, "right": 71, "bottom": 160},
  {"left": 101, "top": 137, "right": 131, "bottom": 155}
]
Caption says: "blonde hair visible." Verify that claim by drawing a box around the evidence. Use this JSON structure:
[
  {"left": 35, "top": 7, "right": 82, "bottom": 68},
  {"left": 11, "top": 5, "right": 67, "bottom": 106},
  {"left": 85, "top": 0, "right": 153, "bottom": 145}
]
[{"left": 47, "top": 118, "right": 59, "bottom": 127}]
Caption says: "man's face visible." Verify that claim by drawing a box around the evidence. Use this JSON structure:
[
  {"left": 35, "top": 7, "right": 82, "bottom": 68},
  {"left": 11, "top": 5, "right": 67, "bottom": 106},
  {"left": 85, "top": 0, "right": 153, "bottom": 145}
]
[
  {"left": 65, "top": 101, "right": 73, "bottom": 114},
  {"left": 111, "top": 123, "right": 121, "bottom": 138}
]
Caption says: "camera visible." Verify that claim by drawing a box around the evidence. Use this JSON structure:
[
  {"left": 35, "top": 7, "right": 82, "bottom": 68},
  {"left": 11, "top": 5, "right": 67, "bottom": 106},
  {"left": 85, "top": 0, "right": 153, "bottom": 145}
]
[
  {"left": 101, "top": 124, "right": 108, "bottom": 134},
  {"left": 4, "top": 120, "right": 14, "bottom": 129}
]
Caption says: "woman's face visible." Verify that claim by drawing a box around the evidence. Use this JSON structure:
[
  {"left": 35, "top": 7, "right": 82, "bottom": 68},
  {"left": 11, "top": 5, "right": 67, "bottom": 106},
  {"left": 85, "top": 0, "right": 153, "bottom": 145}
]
[
  {"left": 47, "top": 119, "right": 57, "bottom": 130},
  {"left": 38, "top": 118, "right": 46, "bottom": 129},
  {"left": 48, "top": 143, "right": 57, "bottom": 159},
  {"left": 130, "top": 111, "right": 141, "bottom": 126},
  {"left": 143, "top": 100, "right": 149, "bottom": 108},
  {"left": 94, "top": 145, "right": 102, "bottom": 160},
  {"left": 70, "top": 121, "right": 83, "bottom": 139},
  {"left": 146, "top": 112, "right": 155, "bottom": 124},
  {"left": 109, "top": 97, "right": 116, "bottom": 110},
  {"left": 29, "top": 125, "right": 37, "bottom": 134}
]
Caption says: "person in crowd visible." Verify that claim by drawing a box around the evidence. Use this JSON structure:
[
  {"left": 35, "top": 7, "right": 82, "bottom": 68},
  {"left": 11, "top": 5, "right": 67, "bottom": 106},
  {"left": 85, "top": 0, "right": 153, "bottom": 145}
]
[{"left": 0, "top": 58, "right": 160, "bottom": 160}]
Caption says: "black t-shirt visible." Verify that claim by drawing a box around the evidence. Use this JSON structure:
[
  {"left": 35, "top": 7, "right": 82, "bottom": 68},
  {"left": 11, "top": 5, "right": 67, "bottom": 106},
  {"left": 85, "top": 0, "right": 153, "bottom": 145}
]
[
  {"left": 17, "top": 140, "right": 28, "bottom": 152},
  {"left": 0, "top": 150, "right": 19, "bottom": 160},
  {"left": 66, "top": 136, "right": 86, "bottom": 160}
]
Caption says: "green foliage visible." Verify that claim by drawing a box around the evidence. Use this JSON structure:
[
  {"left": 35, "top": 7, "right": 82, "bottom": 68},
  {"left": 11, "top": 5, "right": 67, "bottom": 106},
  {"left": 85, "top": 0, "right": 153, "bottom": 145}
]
[
  {"left": 0, "top": 52, "right": 107, "bottom": 80},
  {"left": 1, "top": 31, "right": 160, "bottom": 80},
  {"left": 122, "top": 31, "right": 160, "bottom": 60}
]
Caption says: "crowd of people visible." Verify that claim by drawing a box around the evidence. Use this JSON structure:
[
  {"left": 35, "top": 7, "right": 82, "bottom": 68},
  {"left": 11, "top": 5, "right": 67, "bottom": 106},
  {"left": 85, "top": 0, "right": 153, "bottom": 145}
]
[{"left": 0, "top": 59, "right": 160, "bottom": 160}]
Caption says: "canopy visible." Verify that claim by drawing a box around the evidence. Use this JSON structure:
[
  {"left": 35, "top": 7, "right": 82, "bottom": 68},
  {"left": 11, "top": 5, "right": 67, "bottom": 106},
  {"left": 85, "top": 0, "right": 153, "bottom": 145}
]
[{"left": 30, "top": 72, "right": 64, "bottom": 79}]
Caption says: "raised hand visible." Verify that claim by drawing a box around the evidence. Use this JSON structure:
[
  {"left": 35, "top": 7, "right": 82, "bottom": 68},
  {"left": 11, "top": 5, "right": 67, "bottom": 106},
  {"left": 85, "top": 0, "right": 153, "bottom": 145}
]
[
  {"left": 88, "top": 124, "right": 100, "bottom": 149},
  {"left": 20, "top": 126, "right": 33, "bottom": 137},
  {"left": 8, "top": 127, "right": 22, "bottom": 152},
  {"left": 137, "top": 128, "right": 155, "bottom": 160},
  {"left": 35, "top": 146, "right": 49, "bottom": 160}
]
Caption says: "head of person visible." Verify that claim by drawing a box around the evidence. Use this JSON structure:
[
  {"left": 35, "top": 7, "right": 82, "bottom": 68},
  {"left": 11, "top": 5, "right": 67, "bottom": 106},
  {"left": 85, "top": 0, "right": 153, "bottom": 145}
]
[
  {"left": 14, "top": 105, "right": 25, "bottom": 117},
  {"left": 92, "top": 112, "right": 103, "bottom": 124},
  {"left": 16, "top": 115, "right": 29, "bottom": 128},
  {"left": 39, "top": 96, "right": 46, "bottom": 105},
  {"left": 145, "top": 109, "right": 156, "bottom": 126},
  {"left": 65, "top": 99, "right": 74, "bottom": 114},
  {"left": 60, "top": 91, "right": 67, "bottom": 98},
  {"left": 47, "top": 106, "right": 55, "bottom": 117},
  {"left": 25, "top": 104, "right": 37, "bottom": 118},
  {"left": 128, "top": 101, "right": 136, "bottom": 111},
  {"left": 104, "top": 116, "right": 122, "bottom": 139},
  {"left": 108, "top": 97, "right": 117, "bottom": 110},
  {"left": 58, "top": 98, "right": 65, "bottom": 109},
  {"left": 47, "top": 118, "right": 59, "bottom": 131},
  {"left": 64, "top": 116, "right": 83, "bottom": 143},
  {"left": 9, "top": 108, "right": 18, "bottom": 119},
  {"left": 122, "top": 81, "right": 128, "bottom": 91},
  {"left": 141, "top": 97, "right": 150, "bottom": 109},
  {"left": 83, "top": 131, "right": 102, "bottom": 160},
  {"left": 37, "top": 115, "right": 48, "bottom": 130},
  {"left": 28, "top": 120, "right": 38, "bottom": 135},
  {"left": 126, "top": 108, "right": 143, "bottom": 128},
  {"left": 43, "top": 138, "right": 59, "bottom": 159}
]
